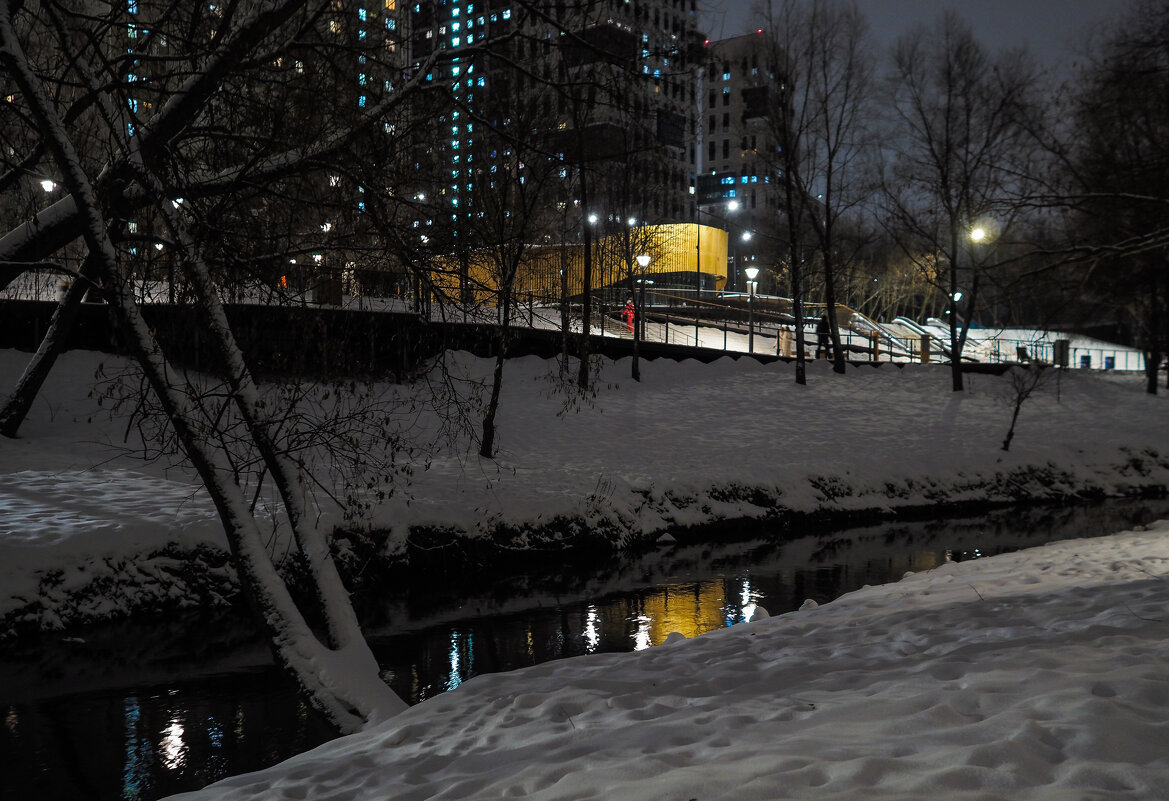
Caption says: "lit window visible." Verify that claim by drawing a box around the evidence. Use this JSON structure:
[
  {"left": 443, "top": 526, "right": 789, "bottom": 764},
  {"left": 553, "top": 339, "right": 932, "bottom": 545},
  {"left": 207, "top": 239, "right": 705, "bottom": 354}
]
[
  {"left": 358, "top": 94, "right": 367, "bottom": 107},
  {"left": 358, "top": 8, "right": 367, "bottom": 20}
]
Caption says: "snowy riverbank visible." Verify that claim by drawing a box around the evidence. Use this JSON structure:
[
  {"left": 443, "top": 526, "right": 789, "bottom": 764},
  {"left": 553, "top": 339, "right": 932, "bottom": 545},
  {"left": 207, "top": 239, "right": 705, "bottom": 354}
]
[
  {"left": 2, "top": 347, "right": 1169, "bottom": 637},
  {"left": 168, "top": 521, "right": 1169, "bottom": 800}
]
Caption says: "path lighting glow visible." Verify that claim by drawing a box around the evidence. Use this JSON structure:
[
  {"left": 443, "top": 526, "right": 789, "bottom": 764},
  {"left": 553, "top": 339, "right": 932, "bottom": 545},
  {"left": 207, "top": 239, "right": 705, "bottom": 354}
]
[
  {"left": 627, "top": 216, "right": 637, "bottom": 227},
  {"left": 588, "top": 212, "right": 599, "bottom": 225},
  {"left": 40, "top": 179, "right": 56, "bottom": 192},
  {"left": 970, "top": 226, "right": 987, "bottom": 243}
]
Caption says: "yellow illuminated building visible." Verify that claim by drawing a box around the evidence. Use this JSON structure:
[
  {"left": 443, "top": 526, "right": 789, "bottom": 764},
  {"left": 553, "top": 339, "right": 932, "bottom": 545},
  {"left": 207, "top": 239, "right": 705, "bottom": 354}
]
[{"left": 430, "top": 222, "right": 729, "bottom": 304}]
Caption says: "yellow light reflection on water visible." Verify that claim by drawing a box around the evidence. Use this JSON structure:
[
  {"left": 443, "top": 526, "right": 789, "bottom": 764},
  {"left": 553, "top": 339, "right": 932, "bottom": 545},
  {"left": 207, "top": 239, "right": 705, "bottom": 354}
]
[{"left": 630, "top": 580, "right": 735, "bottom": 648}]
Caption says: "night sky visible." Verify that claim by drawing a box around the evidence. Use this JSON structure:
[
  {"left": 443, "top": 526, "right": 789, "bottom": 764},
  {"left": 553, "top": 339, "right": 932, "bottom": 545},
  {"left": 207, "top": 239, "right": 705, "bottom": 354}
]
[{"left": 701, "top": 0, "right": 1136, "bottom": 74}]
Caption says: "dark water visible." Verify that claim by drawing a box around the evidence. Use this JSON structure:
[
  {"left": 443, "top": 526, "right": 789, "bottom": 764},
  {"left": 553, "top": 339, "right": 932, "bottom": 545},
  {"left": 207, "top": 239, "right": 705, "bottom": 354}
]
[{"left": 2, "top": 500, "right": 1166, "bottom": 801}]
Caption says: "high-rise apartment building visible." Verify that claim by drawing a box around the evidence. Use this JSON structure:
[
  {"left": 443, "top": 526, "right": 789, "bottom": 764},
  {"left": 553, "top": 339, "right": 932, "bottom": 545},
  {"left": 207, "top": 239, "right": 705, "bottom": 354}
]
[
  {"left": 698, "top": 31, "right": 783, "bottom": 292},
  {"left": 405, "top": 1, "right": 704, "bottom": 241}
]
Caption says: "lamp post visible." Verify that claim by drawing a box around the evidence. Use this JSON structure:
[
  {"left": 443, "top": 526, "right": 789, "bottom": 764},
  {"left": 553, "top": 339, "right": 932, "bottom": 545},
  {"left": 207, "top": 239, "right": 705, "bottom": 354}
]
[
  {"left": 636, "top": 253, "right": 651, "bottom": 341},
  {"left": 745, "top": 265, "right": 759, "bottom": 353},
  {"left": 736, "top": 230, "right": 753, "bottom": 292}
]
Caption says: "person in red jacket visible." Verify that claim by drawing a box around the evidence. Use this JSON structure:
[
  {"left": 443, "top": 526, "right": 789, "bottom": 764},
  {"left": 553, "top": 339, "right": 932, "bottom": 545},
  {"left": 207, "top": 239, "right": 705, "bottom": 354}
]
[{"left": 624, "top": 298, "right": 636, "bottom": 333}]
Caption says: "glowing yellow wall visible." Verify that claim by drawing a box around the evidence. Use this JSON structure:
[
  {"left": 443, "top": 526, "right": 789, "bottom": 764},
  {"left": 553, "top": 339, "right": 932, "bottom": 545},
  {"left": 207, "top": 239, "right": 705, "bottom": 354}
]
[{"left": 430, "top": 222, "right": 729, "bottom": 303}]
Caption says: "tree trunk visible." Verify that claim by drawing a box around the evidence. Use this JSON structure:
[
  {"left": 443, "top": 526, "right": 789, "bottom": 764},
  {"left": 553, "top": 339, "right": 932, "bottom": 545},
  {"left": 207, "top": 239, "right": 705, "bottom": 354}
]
[
  {"left": 577, "top": 166, "right": 593, "bottom": 390},
  {"left": 823, "top": 253, "right": 846, "bottom": 375},
  {"left": 948, "top": 227, "right": 964, "bottom": 392},
  {"left": 0, "top": 10, "right": 404, "bottom": 733},
  {"left": 0, "top": 254, "right": 98, "bottom": 437},
  {"left": 480, "top": 292, "right": 510, "bottom": 458}
]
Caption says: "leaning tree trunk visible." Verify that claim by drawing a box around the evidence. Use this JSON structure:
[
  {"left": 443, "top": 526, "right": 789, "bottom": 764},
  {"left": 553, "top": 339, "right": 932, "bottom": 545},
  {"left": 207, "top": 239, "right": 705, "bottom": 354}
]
[
  {"left": 0, "top": 253, "right": 98, "bottom": 437},
  {"left": 0, "top": 10, "right": 405, "bottom": 733}
]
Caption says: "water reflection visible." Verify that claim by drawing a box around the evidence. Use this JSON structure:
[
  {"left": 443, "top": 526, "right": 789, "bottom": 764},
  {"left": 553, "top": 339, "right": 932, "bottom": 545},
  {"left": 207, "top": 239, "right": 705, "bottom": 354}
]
[{"left": 2, "top": 499, "right": 1167, "bottom": 801}]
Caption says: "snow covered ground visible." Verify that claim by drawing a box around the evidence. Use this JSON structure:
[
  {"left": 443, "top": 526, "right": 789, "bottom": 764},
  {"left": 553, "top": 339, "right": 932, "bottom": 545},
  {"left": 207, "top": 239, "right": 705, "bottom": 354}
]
[
  {"left": 3, "top": 343, "right": 1169, "bottom": 799},
  {"left": 3, "top": 346, "right": 1169, "bottom": 631},
  {"left": 168, "top": 523, "right": 1169, "bottom": 801}
]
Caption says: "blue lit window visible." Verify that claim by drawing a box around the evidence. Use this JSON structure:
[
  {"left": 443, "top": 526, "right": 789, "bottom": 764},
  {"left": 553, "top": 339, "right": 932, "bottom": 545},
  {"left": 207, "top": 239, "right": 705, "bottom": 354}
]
[
  {"left": 358, "top": 29, "right": 366, "bottom": 38},
  {"left": 358, "top": 201, "right": 366, "bottom": 211},
  {"left": 722, "top": 72, "right": 731, "bottom": 81},
  {"left": 452, "top": 6, "right": 459, "bottom": 15},
  {"left": 476, "top": 77, "right": 485, "bottom": 86},
  {"left": 451, "top": 36, "right": 460, "bottom": 46},
  {"left": 452, "top": 22, "right": 460, "bottom": 31},
  {"left": 386, "top": 18, "right": 395, "bottom": 29},
  {"left": 358, "top": 95, "right": 367, "bottom": 107},
  {"left": 451, "top": 66, "right": 461, "bottom": 76},
  {"left": 358, "top": 73, "right": 367, "bottom": 85},
  {"left": 502, "top": 8, "right": 510, "bottom": 19},
  {"left": 741, "top": 176, "right": 748, "bottom": 183},
  {"left": 358, "top": 8, "right": 367, "bottom": 21},
  {"left": 127, "top": 123, "right": 135, "bottom": 136},
  {"left": 128, "top": 0, "right": 138, "bottom": 12}
]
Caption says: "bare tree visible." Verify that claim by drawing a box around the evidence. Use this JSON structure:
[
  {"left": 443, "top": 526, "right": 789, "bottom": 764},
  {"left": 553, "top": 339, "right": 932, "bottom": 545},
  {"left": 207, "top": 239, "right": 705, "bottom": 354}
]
[
  {"left": 1001, "top": 365, "right": 1046, "bottom": 452},
  {"left": 758, "top": 0, "right": 878, "bottom": 376},
  {"left": 883, "top": 11, "right": 1040, "bottom": 391},
  {"left": 1058, "top": 0, "right": 1169, "bottom": 393},
  {"left": 0, "top": 0, "right": 446, "bottom": 733}
]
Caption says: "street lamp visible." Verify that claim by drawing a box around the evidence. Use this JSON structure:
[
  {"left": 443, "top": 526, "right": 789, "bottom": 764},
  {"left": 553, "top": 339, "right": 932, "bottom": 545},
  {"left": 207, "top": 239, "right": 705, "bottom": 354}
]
[
  {"left": 737, "top": 230, "right": 753, "bottom": 292},
  {"left": 636, "top": 253, "right": 651, "bottom": 340},
  {"left": 40, "top": 179, "right": 56, "bottom": 193},
  {"left": 970, "top": 226, "right": 986, "bottom": 243},
  {"left": 744, "top": 266, "right": 760, "bottom": 353}
]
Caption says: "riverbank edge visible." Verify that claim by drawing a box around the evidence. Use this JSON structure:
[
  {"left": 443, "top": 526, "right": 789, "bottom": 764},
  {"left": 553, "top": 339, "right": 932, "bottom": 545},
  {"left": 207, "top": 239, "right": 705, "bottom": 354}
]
[{"left": 4, "top": 453, "right": 1167, "bottom": 643}]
